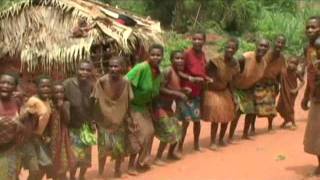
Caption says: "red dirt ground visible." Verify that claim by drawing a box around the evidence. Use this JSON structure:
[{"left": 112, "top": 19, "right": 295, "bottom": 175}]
[
  {"left": 20, "top": 86, "right": 320, "bottom": 180},
  {"left": 20, "top": 39, "right": 318, "bottom": 180}
]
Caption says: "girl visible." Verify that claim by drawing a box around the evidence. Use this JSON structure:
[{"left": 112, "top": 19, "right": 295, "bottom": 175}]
[
  {"left": 126, "top": 44, "right": 163, "bottom": 173},
  {"left": 153, "top": 50, "right": 189, "bottom": 164}
]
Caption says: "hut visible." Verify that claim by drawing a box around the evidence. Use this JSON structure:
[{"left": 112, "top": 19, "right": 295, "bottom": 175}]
[{"left": 0, "top": 0, "right": 162, "bottom": 94}]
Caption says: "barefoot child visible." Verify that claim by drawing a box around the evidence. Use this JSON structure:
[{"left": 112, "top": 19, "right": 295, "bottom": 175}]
[
  {"left": 178, "top": 32, "right": 212, "bottom": 152},
  {"left": 202, "top": 38, "right": 240, "bottom": 149},
  {"left": 153, "top": 50, "right": 188, "bottom": 164},
  {"left": 23, "top": 76, "right": 53, "bottom": 179},
  {"left": 126, "top": 44, "right": 163, "bottom": 172},
  {"left": 50, "top": 83, "right": 76, "bottom": 179},
  {"left": 277, "top": 56, "right": 304, "bottom": 128},
  {"left": 93, "top": 56, "right": 133, "bottom": 178}
]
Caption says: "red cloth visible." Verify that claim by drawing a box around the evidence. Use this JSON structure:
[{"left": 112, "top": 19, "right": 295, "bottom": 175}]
[{"left": 183, "top": 48, "right": 206, "bottom": 97}]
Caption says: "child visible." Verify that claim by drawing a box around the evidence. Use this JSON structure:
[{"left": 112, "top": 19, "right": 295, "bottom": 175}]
[
  {"left": 153, "top": 50, "right": 189, "bottom": 164},
  {"left": 126, "top": 44, "right": 163, "bottom": 173},
  {"left": 202, "top": 38, "right": 240, "bottom": 149},
  {"left": 50, "top": 82, "right": 76, "bottom": 179},
  {"left": 23, "top": 76, "right": 53, "bottom": 179},
  {"left": 93, "top": 56, "right": 133, "bottom": 178},
  {"left": 277, "top": 56, "right": 304, "bottom": 128},
  {"left": 178, "top": 31, "right": 212, "bottom": 152}
]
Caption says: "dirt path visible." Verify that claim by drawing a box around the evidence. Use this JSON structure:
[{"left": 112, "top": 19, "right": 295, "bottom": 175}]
[{"left": 21, "top": 89, "right": 319, "bottom": 180}]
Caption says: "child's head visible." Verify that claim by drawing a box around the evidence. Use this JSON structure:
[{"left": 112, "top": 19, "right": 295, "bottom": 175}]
[
  {"left": 224, "top": 37, "right": 239, "bottom": 59},
  {"left": 77, "top": 60, "right": 94, "bottom": 81},
  {"left": 274, "top": 34, "right": 286, "bottom": 52},
  {"left": 148, "top": 44, "right": 164, "bottom": 69},
  {"left": 192, "top": 31, "right": 206, "bottom": 52},
  {"left": 306, "top": 16, "right": 320, "bottom": 41},
  {"left": 170, "top": 50, "right": 185, "bottom": 71},
  {"left": 52, "top": 82, "right": 65, "bottom": 101},
  {"left": 108, "top": 56, "right": 125, "bottom": 78},
  {"left": 0, "top": 73, "right": 18, "bottom": 100},
  {"left": 256, "top": 38, "right": 270, "bottom": 59},
  {"left": 287, "top": 56, "right": 299, "bottom": 71},
  {"left": 35, "top": 75, "right": 52, "bottom": 100}
]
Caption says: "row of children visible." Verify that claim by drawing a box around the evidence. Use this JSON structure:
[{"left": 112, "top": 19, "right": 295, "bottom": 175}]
[{"left": 1, "top": 15, "right": 320, "bottom": 179}]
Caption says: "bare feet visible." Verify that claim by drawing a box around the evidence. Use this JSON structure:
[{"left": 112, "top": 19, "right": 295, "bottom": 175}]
[
  {"left": 194, "top": 143, "right": 201, "bottom": 151},
  {"left": 127, "top": 168, "right": 138, "bottom": 176},
  {"left": 154, "top": 158, "right": 166, "bottom": 166},
  {"left": 209, "top": 143, "right": 218, "bottom": 151},
  {"left": 242, "top": 135, "right": 251, "bottom": 140},
  {"left": 167, "top": 152, "right": 181, "bottom": 160},
  {"left": 114, "top": 171, "right": 122, "bottom": 178},
  {"left": 218, "top": 140, "right": 227, "bottom": 147}
]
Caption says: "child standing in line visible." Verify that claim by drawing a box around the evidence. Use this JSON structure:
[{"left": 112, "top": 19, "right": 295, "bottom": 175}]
[
  {"left": 178, "top": 32, "right": 213, "bottom": 152},
  {"left": 277, "top": 56, "right": 305, "bottom": 129},
  {"left": 153, "top": 50, "right": 190, "bottom": 165}
]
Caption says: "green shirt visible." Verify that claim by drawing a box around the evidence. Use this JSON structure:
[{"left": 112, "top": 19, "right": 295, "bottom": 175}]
[{"left": 126, "top": 61, "right": 162, "bottom": 112}]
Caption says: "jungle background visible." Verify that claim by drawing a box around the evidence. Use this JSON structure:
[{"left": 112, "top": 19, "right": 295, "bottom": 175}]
[{"left": 1, "top": 0, "right": 319, "bottom": 67}]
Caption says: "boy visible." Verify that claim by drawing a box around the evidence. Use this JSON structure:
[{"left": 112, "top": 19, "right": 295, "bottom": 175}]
[
  {"left": 93, "top": 56, "right": 133, "bottom": 178},
  {"left": 178, "top": 31, "right": 212, "bottom": 152},
  {"left": 277, "top": 56, "right": 304, "bottom": 128}
]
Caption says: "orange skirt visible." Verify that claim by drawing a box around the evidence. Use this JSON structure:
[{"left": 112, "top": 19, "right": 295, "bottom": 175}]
[{"left": 202, "top": 89, "right": 235, "bottom": 123}]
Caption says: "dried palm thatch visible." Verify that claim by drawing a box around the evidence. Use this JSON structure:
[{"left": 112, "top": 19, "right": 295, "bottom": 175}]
[{"left": 0, "top": 0, "right": 163, "bottom": 73}]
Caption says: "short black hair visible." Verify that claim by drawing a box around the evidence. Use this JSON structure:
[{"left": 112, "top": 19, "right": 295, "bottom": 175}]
[
  {"left": 226, "top": 37, "right": 239, "bottom": 49},
  {"left": 148, "top": 44, "right": 164, "bottom": 54},
  {"left": 0, "top": 72, "right": 19, "bottom": 85},
  {"left": 192, "top": 30, "right": 206, "bottom": 40},
  {"left": 170, "top": 50, "right": 184, "bottom": 61},
  {"left": 256, "top": 38, "right": 270, "bottom": 46},
  {"left": 35, "top": 75, "right": 51, "bottom": 87},
  {"left": 78, "top": 60, "right": 94, "bottom": 69},
  {"left": 108, "top": 56, "right": 126, "bottom": 66},
  {"left": 308, "top": 16, "right": 320, "bottom": 26}
]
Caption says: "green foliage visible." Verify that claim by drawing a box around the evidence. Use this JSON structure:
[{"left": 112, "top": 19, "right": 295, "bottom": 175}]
[
  {"left": 254, "top": 4, "right": 319, "bottom": 55},
  {"left": 161, "top": 31, "right": 191, "bottom": 68}
]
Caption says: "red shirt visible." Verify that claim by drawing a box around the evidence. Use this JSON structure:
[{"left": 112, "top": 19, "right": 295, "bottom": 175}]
[{"left": 183, "top": 48, "right": 206, "bottom": 97}]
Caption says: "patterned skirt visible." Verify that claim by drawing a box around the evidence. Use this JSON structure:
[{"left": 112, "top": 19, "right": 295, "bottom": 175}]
[
  {"left": 0, "top": 146, "right": 20, "bottom": 180},
  {"left": 179, "top": 97, "right": 201, "bottom": 121},
  {"left": 70, "top": 128, "right": 92, "bottom": 168},
  {"left": 97, "top": 126, "right": 126, "bottom": 159},
  {"left": 254, "top": 82, "right": 277, "bottom": 117},
  {"left": 234, "top": 89, "right": 255, "bottom": 114}
]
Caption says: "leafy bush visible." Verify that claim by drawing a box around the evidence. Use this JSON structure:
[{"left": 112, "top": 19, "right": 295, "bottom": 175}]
[
  {"left": 161, "top": 31, "right": 191, "bottom": 68},
  {"left": 254, "top": 4, "right": 319, "bottom": 55}
]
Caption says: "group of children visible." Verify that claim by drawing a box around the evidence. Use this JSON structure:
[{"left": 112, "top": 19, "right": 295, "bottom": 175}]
[{"left": 1, "top": 15, "right": 320, "bottom": 179}]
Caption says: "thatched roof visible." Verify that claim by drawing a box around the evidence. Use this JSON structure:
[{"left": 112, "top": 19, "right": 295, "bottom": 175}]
[{"left": 0, "top": 0, "right": 163, "bottom": 73}]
